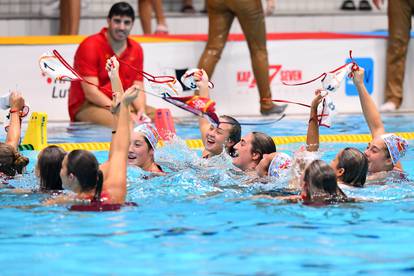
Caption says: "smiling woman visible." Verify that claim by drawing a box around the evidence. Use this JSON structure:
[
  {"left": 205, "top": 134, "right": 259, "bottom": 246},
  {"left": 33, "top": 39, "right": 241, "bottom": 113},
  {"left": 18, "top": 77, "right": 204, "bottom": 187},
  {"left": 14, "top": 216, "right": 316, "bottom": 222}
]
[
  {"left": 201, "top": 115, "right": 241, "bottom": 159},
  {"left": 353, "top": 68, "right": 409, "bottom": 180},
  {"left": 194, "top": 69, "right": 242, "bottom": 159},
  {"left": 128, "top": 123, "right": 163, "bottom": 173},
  {"left": 232, "top": 132, "right": 276, "bottom": 172}
]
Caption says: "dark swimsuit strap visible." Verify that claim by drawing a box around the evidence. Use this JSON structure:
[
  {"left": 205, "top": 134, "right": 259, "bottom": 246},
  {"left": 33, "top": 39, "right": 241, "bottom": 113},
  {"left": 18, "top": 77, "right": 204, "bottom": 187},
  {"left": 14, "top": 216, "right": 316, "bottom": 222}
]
[{"left": 69, "top": 201, "right": 138, "bottom": 212}]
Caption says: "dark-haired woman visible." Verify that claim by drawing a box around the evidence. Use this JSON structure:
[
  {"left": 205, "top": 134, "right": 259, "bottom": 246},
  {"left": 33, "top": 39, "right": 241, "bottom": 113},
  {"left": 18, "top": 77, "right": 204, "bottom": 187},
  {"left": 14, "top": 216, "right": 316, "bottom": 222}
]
[
  {"left": 280, "top": 160, "right": 347, "bottom": 205},
  {"left": 304, "top": 90, "right": 368, "bottom": 188},
  {"left": 36, "top": 145, "right": 66, "bottom": 191},
  {"left": 232, "top": 132, "right": 276, "bottom": 172},
  {"left": 253, "top": 159, "right": 347, "bottom": 205},
  {"left": 353, "top": 68, "right": 408, "bottom": 181},
  {"left": 5, "top": 145, "right": 66, "bottom": 194},
  {"left": 194, "top": 69, "right": 241, "bottom": 159},
  {"left": 300, "top": 160, "right": 347, "bottom": 204},
  {"left": 330, "top": 147, "right": 368, "bottom": 188},
  {"left": 0, "top": 91, "right": 29, "bottom": 179},
  {"left": 45, "top": 57, "right": 137, "bottom": 206}
]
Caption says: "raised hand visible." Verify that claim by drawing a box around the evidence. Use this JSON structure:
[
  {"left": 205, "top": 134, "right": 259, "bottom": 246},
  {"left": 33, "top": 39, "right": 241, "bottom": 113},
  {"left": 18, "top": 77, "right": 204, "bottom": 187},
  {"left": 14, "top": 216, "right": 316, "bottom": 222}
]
[
  {"left": 110, "top": 92, "right": 120, "bottom": 115},
  {"left": 9, "top": 91, "right": 25, "bottom": 111},
  {"left": 121, "top": 84, "right": 140, "bottom": 106},
  {"left": 310, "top": 89, "right": 324, "bottom": 111},
  {"left": 105, "top": 56, "right": 120, "bottom": 79},
  {"left": 352, "top": 67, "right": 365, "bottom": 87},
  {"left": 194, "top": 69, "right": 209, "bottom": 90}
]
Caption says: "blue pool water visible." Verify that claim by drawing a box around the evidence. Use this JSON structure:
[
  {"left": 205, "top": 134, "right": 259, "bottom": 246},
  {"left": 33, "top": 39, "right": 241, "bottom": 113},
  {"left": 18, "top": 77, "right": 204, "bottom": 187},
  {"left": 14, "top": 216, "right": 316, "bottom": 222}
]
[{"left": 1, "top": 114, "right": 414, "bottom": 275}]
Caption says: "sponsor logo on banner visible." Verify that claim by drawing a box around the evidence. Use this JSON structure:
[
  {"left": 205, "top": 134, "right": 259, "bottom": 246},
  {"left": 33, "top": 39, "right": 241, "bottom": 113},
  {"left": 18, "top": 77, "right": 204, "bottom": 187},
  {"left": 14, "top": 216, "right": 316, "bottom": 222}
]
[
  {"left": 41, "top": 72, "right": 70, "bottom": 99},
  {"left": 236, "top": 65, "right": 302, "bottom": 94},
  {"left": 345, "top": 57, "right": 374, "bottom": 96}
]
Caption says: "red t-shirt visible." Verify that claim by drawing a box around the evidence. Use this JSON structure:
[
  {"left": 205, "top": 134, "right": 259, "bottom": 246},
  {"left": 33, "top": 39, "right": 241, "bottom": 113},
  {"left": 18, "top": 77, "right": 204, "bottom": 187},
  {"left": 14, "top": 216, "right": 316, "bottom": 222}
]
[{"left": 68, "top": 28, "right": 144, "bottom": 121}]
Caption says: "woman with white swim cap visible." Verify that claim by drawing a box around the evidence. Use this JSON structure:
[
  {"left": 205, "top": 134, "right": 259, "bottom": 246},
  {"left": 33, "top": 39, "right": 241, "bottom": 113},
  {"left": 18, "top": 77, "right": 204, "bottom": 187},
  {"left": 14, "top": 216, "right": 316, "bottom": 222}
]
[
  {"left": 353, "top": 68, "right": 408, "bottom": 180},
  {"left": 194, "top": 69, "right": 241, "bottom": 159},
  {"left": 129, "top": 123, "right": 163, "bottom": 173}
]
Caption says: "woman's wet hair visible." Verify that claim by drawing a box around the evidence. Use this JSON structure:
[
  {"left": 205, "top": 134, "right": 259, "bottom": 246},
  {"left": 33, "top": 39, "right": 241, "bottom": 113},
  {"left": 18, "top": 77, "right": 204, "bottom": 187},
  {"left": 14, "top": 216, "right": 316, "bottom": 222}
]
[
  {"left": 220, "top": 115, "right": 241, "bottom": 157},
  {"left": 0, "top": 143, "right": 29, "bottom": 176},
  {"left": 142, "top": 136, "right": 156, "bottom": 162},
  {"left": 382, "top": 144, "right": 394, "bottom": 170},
  {"left": 303, "top": 160, "right": 344, "bottom": 203},
  {"left": 108, "top": 1, "right": 135, "bottom": 20},
  {"left": 337, "top": 147, "right": 368, "bottom": 187},
  {"left": 143, "top": 137, "right": 153, "bottom": 151},
  {"left": 66, "top": 150, "right": 104, "bottom": 201},
  {"left": 37, "top": 146, "right": 66, "bottom": 191},
  {"left": 374, "top": 141, "right": 393, "bottom": 170},
  {"left": 383, "top": 146, "right": 391, "bottom": 159},
  {"left": 250, "top": 132, "right": 276, "bottom": 162}
]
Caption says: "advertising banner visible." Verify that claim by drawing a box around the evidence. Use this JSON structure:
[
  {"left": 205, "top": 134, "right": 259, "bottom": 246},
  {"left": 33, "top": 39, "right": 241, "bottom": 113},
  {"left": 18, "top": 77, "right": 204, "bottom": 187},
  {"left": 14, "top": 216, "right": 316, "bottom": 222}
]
[{"left": 0, "top": 36, "right": 412, "bottom": 121}]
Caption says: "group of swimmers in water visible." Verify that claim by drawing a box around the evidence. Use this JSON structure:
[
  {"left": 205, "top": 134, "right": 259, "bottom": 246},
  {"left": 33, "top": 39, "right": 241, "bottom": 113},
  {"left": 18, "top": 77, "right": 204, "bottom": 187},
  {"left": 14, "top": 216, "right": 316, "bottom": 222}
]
[{"left": 0, "top": 56, "right": 409, "bottom": 209}]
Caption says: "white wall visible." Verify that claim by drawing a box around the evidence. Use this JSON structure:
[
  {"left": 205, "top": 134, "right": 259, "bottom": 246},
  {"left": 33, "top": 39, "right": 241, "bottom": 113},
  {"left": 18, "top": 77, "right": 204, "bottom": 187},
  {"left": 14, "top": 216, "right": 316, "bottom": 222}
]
[
  {"left": 0, "top": 35, "right": 413, "bottom": 121},
  {"left": 0, "top": 14, "right": 401, "bottom": 36}
]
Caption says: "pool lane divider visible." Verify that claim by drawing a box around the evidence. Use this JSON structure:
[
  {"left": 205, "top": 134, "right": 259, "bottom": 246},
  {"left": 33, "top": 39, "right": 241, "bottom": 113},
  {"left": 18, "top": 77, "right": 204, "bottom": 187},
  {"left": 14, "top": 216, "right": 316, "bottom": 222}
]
[{"left": 17, "top": 112, "right": 414, "bottom": 151}]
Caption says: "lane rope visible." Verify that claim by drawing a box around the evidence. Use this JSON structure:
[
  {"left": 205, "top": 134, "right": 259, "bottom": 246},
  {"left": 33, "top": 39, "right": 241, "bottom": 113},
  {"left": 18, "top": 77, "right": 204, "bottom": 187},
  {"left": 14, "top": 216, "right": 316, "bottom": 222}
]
[
  {"left": 18, "top": 112, "right": 414, "bottom": 151},
  {"left": 19, "top": 132, "right": 414, "bottom": 151}
]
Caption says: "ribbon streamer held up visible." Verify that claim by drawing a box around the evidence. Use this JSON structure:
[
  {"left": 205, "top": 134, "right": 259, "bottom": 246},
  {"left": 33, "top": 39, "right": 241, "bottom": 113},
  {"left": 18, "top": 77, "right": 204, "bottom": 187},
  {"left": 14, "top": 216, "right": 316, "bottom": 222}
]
[
  {"left": 282, "top": 50, "right": 359, "bottom": 92},
  {"left": 39, "top": 50, "right": 177, "bottom": 96},
  {"left": 263, "top": 96, "right": 336, "bottom": 128}
]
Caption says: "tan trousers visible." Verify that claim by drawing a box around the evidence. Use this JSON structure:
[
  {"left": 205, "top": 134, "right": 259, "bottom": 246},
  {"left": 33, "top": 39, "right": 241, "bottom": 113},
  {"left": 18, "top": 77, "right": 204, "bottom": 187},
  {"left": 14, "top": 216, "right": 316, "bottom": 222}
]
[
  {"left": 198, "top": 0, "right": 273, "bottom": 109},
  {"left": 385, "top": 0, "right": 414, "bottom": 107}
]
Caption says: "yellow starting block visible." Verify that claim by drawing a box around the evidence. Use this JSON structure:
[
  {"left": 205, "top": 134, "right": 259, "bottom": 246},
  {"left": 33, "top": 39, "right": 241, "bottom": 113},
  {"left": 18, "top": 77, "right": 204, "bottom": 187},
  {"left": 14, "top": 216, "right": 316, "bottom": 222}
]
[{"left": 21, "top": 112, "right": 48, "bottom": 150}]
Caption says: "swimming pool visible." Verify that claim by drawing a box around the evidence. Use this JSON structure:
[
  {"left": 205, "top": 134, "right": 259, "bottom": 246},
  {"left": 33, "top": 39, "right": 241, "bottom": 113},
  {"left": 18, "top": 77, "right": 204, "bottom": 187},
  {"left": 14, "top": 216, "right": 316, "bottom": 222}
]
[{"left": 1, "top": 114, "right": 413, "bottom": 274}]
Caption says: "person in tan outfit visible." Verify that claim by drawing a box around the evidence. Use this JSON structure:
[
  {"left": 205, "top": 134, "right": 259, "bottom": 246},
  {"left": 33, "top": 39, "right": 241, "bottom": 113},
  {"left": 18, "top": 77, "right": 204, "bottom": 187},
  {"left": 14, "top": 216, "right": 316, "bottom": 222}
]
[
  {"left": 376, "top": 0, "right": 414, "bottom": 112},
  {"left": 59, "top": 0, "right": 80, "bottom": 35},
  {"left": 198, "top": 0, "right": 287, "bottom": 115}
]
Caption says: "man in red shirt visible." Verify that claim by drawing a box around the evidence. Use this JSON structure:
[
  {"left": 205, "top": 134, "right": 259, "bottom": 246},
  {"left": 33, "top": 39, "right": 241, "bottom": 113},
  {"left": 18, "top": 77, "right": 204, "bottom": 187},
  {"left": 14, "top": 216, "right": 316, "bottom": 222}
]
[{"left": 69, "top": 2, "right": 148, "bottom": 126}]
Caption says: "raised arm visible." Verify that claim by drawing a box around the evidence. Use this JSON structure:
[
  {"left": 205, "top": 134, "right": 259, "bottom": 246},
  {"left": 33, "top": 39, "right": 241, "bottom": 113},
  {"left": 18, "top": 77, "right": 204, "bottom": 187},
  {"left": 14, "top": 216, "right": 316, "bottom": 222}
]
[
  {"left": 353, "top": 67, "right": 385, "bottom": 138},
  {"left": 306, "top": 90, "right": 323, "bottom": 152},
  {"left": 106, "top": 56, "right": 123, "bottom": 159},
  {"left": 103, "top": 85, "right": 138, "bottom": 204},
  {"left": 194, "top": 69, "right": 211, "bottom": 145},
  {"left": 101, "top": 56, "right": 138, "bottom": 204},
  {"left": 5, "top": 92, "right": 25, "bottom": 150},
  {"left": 132, "top": 80, "right": 147, "bottom": 119}
]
